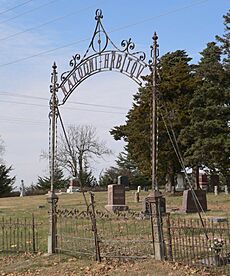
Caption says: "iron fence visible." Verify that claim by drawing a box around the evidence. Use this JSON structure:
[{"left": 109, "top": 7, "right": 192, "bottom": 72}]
[
  {"left": 0, "top": 215, "right": 42, "bottom": 253},
  {"left": 55, "top": 209, "right": 96, "bottom": 257},
  {"left": 164, "top": 214, "right": 230, "bottom": 275},
  {"left": 55, "top": 207, "right": 154, "bottom": 260}
]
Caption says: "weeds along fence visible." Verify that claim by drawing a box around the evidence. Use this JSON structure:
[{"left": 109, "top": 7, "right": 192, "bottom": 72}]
[
  {"left": 0, "top": 215, "right": 44, "bottom": 254},
  {"left": 163, "top": 214, "right": 230, "bottom": 275},
  {"left": 55, "top": 207, "right": 154, "bottom": 260}
]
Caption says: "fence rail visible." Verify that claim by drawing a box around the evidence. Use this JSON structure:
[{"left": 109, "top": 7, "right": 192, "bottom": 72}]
[
  {"left": 164, "top": 214, "right": 230, "bottom": 275},
  {"left": 55, "top": 202, "right": 230, "bottom": 276},
  {"left": 55, "top": 207, "right": 154, "bottom": 260},
  {"left": 0, "top": 202, "right": 228, "bottom": 276},
  {"left": 0, "top": 215, "right": 41, "bottom": 253}
]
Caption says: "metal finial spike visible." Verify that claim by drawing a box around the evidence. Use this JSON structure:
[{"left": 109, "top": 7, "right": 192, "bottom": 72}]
[
  {"left": 95, "top": 9, "right": 103, "bottom": 21},
  {"left": 52, "top": 62, "right": 57, "bottom": 70},
  {"left": 153, "top": 32, "right": 158, "bottom": 41}
]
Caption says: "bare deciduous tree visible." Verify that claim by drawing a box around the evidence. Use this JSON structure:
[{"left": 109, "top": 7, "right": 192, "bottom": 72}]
[{"left": 57, "top": 125, "right": 112, "bottom": 186}]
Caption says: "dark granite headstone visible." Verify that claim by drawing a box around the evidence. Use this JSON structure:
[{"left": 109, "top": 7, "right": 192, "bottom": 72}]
[
  {"left": 181, "top": 189, "right": 207, "bottom": 213},
  {"left": 117, "top": 176, "right": 129, "bottom": 186},
  {"left": 105, "top": 184, "right": 128, "bottom": 212}
]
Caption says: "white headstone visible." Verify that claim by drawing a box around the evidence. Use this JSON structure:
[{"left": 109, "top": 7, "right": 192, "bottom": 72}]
[
  {"left": 224, "top": 185, "right": 229, "bottom": 195},
  {"left": 175, "top": 173, "right": 185, "bottom": 191},
  {"left": 20, "top": 180, "right": 25, "bottom": 197},
  {"left": 137, "top": 186, "right": 141, "bottom": 193},
  {"left": 214, "top": 185, "right": 218, "bottom": 196}
]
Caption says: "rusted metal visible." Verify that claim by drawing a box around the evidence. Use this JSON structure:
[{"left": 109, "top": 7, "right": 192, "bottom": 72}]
[
  {"left": 163, "top": 216, "right": 230, "bottom": 274},
  {"left": 150, "top": 32, "right": 159, "bottom": 192},
  {"left": 0, "top": 216, "right": 39, "bottom": 253},
  {"left": 166, "top": 213, "right": 173, "bottom": 261},
  {"left": 89, "top": 192, "right": 101, "bottom": 262}
]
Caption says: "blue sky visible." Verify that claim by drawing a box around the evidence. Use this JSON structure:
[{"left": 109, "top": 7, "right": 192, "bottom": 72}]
[{"left": 0, "top": 0, "right": 229, "bottom": 188}]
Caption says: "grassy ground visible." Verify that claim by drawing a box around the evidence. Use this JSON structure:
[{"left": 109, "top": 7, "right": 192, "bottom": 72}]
[
  {"left": 0, "top": 190, "right": 229, "bottom": 219},
  {"left": 0, "top": 191, "right": 228, "bottom": 275}
]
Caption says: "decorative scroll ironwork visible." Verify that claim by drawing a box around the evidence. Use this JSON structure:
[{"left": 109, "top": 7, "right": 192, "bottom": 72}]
[
  {"left": 58, "top": 9, "right": 149, "bottom": 105},
  {"left": 55, "top": 207, "right": 145, "bottom": 220},
  {"left": 121, "top": 38, "right": 146, "bottom": 61}
]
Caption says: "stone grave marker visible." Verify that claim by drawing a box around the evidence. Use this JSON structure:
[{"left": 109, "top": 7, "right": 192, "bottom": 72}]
[
  {"left": 181, "top": 189, "right": 207, "bottom": 213},
  {"left": 117, "top": 175, "right": 129, "bottom": 187},
  {"left": 175, "top": 173, "right": 185, "bottom": 192},
  {"left": 105, "top": 184, "right": 128, "bottom": 212},
  {"left": 199, "top": 174, "right": 208, "bottom": 191},
  {"left": 20, "top": 180, "right": 25, "bottom": 197},
  {"left": 67, "top": 178, "right": 79, "bottom": 193},
  {"left": 214, "top": 186, "right": 218, "bottom": 196}
]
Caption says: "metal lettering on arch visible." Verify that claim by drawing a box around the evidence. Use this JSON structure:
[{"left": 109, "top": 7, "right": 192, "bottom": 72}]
[
  {"left": 48, "top": 10, "right": 162, "bottom": 256},
  {"left": 58, "top": 9, "right": 148, "bottom": 104}
]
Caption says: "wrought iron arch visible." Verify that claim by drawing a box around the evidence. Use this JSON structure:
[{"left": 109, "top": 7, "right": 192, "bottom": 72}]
[
  {"left": 58, "top": 9, "right": 149, "bottom": 105},
  {"left": 48, "top": 9, "right": 160, "bottom": 194},
  {"left": 47, "top": 9, "right": 164, "bottom": 258}
]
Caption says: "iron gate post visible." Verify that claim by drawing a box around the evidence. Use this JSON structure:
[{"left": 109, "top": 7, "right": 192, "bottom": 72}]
[
  {"left": 149, "top": 33, "right": 166, "bottom": 261},
  {"left": 48, "top": 62, "right": 59, "bottom": 254},
  {"left": 47, "top": 192, "right": 58, "bottom": 254}
]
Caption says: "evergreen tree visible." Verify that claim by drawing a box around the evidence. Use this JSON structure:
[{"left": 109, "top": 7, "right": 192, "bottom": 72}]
[
  {"left": 99, "top": 150, "right": 150, "bottom": 187},
  {"left": 111, "top": 50, "right": 195, "bottom": 189},
  {"left": 99, "top": 167, "right": 119, "bottom": 186},
  {"left": 179, "top": 42, "right": 230, "bottom": 175},
  {"left": 0, "top": 165, "right": 15, "bottom": 197},
  {"left": 36, "top": 168, "right": 69, "bottom": 191},
  {"left": 216, "top": 10, "right": 230, "bottom": 71}
]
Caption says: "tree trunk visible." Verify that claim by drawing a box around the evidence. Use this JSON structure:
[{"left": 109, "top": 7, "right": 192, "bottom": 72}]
[{"left": 78, "top": 155, "right": 83, "bottom": 187}]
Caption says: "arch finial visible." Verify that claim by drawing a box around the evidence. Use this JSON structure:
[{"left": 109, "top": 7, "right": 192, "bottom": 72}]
[
  {"left": 153, "top": 32, "right": 158, "bottom": 42},
  {"left": 95, "top": 9, "right": 103, "bottom": 21}
]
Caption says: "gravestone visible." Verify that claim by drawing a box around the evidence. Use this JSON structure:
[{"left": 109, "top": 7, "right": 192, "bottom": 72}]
[
  {"left": 137, "top": 186, "right": 141, "bottom": 193},
  {"left": 143, "top": 191, "right": 166, "bottom": 215},
  {"left": 67, "top": 178, "right": 79, "bottom": 193},
  {"left": 117, "top": 175, "right": 129, "bottom": 187},
  {"left": 20, "top": 180, "right": 25, "bottom": 197},
  {"left": 199, "top": 174, "right": 208, "bottom": 191},
  {"left": 224, "top": 185, "right": 229, "bottom": 195},
  {"left": 175, "top": 173, "right": 185, "bottom": 192},
  {"left": 214, "top": 186, "right": 218, "bottom": 196},
  {"left": 181, "top": 189, "right": 207, "bottom": 213},
  {"left": 105, "top": 184, "right": 128, "bottom": 212}
]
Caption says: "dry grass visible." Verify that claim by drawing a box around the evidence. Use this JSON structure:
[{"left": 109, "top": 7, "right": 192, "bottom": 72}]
[
  {"left": 0, "top": 191, "right": 228, "bottom": 275},
  {"left": 0, "top": 190, "right": 229, "bottom": 221}
]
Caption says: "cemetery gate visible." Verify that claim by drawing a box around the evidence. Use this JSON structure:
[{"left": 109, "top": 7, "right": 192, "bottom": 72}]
[
  {"left": 47, "top": 8, "right": 164, "bottom": 260},
  {"left": 54, "top": 192, "right": 155, "bottom": 260}
]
